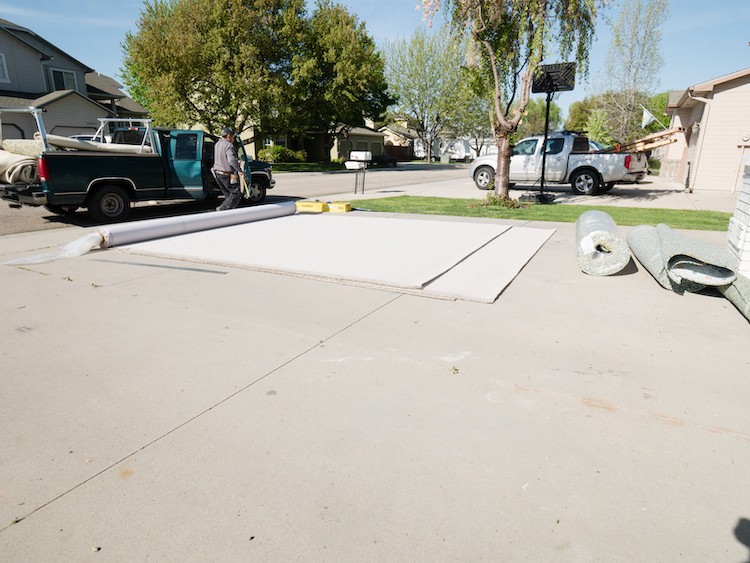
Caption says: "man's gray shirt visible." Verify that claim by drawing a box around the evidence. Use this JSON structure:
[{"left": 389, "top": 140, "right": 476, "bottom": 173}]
[{"left": 213, "top": 137, "right": 241, "bottom": 174}]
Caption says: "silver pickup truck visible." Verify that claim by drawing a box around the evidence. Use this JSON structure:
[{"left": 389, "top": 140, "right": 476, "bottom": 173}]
[{"left": 470, "top": 133, "right": 647, "bottom": 195}]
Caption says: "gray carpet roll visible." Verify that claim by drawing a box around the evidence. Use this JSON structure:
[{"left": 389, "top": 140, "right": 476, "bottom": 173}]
[
  {"left": 575, "top": 210, "right": 631, "bottom": 275},
  {"left": 627, "top": 223, "right": 736, "bottom": 293},
  {"left": 719, "top": 272, "right": 750, "bottom": 321}
]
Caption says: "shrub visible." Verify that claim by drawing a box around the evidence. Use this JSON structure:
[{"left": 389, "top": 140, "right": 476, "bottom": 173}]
[
  {"left": 647, "top": 156, "right": 661, "bottom": 173},
  {"left": 257, "top": 146, "right": 307, "bottom": 163},
  {"left": 472, "top": 193, "right": 529, "bottom": 209}
]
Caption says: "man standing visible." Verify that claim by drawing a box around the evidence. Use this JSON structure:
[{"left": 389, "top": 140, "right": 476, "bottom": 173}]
[{"left": 213, "top": 127, "right": 244, "bottom": 211}]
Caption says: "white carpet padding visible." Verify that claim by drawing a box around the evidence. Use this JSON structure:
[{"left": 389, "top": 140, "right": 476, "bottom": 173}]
[
  {"left": 122, "top": 214, "right": 553, "bottom": 302},
  {"left": 423, "top": 226, "right": 554, "bottom": 302}
]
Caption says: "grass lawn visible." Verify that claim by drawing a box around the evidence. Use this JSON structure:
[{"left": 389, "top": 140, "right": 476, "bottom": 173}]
[{"left": 355, "top": 196, "right": 732, "bottom": 231}]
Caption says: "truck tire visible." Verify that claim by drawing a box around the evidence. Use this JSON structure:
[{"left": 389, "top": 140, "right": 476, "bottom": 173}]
[
  {"left": 473, "top": 166, "right": 495, "bottom": 190},
  {"left": 599, "top": 182, "right": 615, "bottom": 193},
  {"left": 570, "top": 169, "right": 601, "bottom": 195},
  {"left": 43, "top": 204, "right": 79, "bottom": 215},
  {"left": 247, "top": 180, "right": 267, "bottom": 204},
  {"left": 88, "top": 185, "right": 131, "bottom": 223}
]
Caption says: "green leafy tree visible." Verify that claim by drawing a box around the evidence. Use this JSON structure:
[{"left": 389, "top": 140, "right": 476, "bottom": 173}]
[
  {"left": 291, "top": 0, "right": 393, "bottom": 159},
  {"left": 585, "top": 108, "right": 615, "bottom": 146},
  {"left": 385, "top": 26, "right": 466, "bottom": 162},
  {"left": 565, "top": 96, "right": 596, "bottom": 132},
  {"left": 643, "top": 91, "right": 669, "bottom": 134},
  {"left": 515, "top": 97, "right": 562, "bottom": 140},
  {"left": 424, "top": 0, "right": 599, "bottom": 198},
  {"left": 122, "top": 0, "right": 306, "bottom": 136}
]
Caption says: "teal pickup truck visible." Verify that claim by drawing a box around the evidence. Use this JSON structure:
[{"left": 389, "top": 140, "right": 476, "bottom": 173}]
[{"left": 0, "top": 111, "right": 274, "bottom": 222}]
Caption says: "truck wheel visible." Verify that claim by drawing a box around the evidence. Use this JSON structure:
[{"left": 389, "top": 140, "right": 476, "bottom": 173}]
[
  {"left": 88, "top": 186, "right": 131, "bottom": 223},
  {"left": 570, "top": 169, "right": 601, "bottom": 195},
  {"left": 599, "top": 182, "right": 615, "bottom": 193},
  {"left": 473, "top": 166, "right": 494, "bottom": 190},
  {"left": 43, "top": 204, "right": 79, "bottom": 215},
  {"left": 247, "top": 181, "right": 267, "bottom": 204}
]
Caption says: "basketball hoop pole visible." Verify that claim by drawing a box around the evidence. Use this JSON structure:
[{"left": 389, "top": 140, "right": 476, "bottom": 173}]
[
  {"left": 531, "top": 62, "right": 576, "bottom": 204},
  {"left": 539, "top": 90, "right": 553, "bottom": 199}
]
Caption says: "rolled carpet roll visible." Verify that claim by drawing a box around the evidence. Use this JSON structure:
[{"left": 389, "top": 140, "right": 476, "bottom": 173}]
[
  {"left": 627, "top": 223, "right": 736, "bottom": 293},
  {"left": 1, "top": 139, "right": 44, "bottom": 157},
  {"left": 0, "top": 149, "right": 38, "bottom": 183},
  {"left": 575, "top": 210, "right": 631, "bottom": 275},
  {"left": 719, "top": 272, "right": 750, "bottom": 321},
  {"left": 34, "top": 132, "right": 153, "bottom": 154}
]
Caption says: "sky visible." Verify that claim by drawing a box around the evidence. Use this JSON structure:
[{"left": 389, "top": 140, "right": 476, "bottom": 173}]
[{"left": 1, "top": 0, "right": 748, "bottom": 118}]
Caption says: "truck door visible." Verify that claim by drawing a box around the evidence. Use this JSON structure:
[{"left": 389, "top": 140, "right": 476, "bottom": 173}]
[
  {"left": 509, "top": 138, "right": 539, "bottom": 181},
  {"left": 166, "top": 130, "right": 204, "bottom": 199},
  {"left": 537, "top": 137, "right": 567, "bottom": 181}
]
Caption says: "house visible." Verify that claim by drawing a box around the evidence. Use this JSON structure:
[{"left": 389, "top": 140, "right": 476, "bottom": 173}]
[
  {"left": 661, "top": 67, "right": 750, "bottom": 193},
  {"left": 332, "top": 125, "right": 385, "bottom": 161},
  {"left": 85, "top": 72, "right": 148, "bottom": 120},
  {"left": 258, "top": 124, "right": 386, "bottom": 162},
  {"left": 0, "top": 19, "right": 146, "bottom": 140},
  {"left": 380, "top": 123, "right": 417, "bottom": 160}
]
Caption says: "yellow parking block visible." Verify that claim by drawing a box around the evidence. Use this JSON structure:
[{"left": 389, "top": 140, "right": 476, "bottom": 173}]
[
  {"left": 327, "top": 201, "right": 352, "bottom": 213},
  {"left": 295, "top": 201, "right": 329, "bottom": 213}
]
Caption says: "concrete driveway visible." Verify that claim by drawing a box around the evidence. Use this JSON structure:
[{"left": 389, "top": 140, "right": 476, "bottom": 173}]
[{"left": 1, "top": 174, "right": 749, "bottom": 561}]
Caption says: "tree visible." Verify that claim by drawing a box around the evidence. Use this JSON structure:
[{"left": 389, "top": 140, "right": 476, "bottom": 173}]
[
  {"left": 448, "top": 72, "right": 494, "bottom": 157},
  {"left": 122, "top": 0, "right": 305, "bottom": 136},
  {"left": 593, "top": 0, "right": 669, "bottom": 143},
  {"left": 423, "top": 0, "right": 599, "bottom": 198},
  {"left": 585, "top": 108, "right": 615, "bottom": 146},
  {"left": 565, "top": 96, "right": 595, "bottom": 132},
  {"left": 291, "top": 0, "right": 393, "bottom": 159},
  {"left": 385, "top": 26, "right": 466, "bottom": 162},
  {"left": 515, "top": 97, "right": 562, "bottom": 140},
  {"left": 643, "top": 90, "right": 669, "bottom": 134}
]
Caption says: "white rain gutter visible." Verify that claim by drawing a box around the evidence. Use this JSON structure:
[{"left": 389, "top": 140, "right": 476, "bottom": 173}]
[{"left": 686, "top": 92, "right": 712, "bottom": 193}]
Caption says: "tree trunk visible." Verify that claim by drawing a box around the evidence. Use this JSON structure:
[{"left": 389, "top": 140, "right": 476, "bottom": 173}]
[{"left": 493, "top": 131, "right": 512, "bottom": 198}]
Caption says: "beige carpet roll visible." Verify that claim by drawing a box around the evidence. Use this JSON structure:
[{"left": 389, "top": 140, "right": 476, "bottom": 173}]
[
  {"left": 1, "top": 139, "right": 44, "bottom": 157},
  {"left": 0, "top": 149, "right": 38, "bottom": 183},
  {"left": 34, "top": 132, "right": 153, "bottom": 154}
]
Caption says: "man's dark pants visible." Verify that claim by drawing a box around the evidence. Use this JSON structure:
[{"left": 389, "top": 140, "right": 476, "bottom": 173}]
[{"left": 215, "top": 173, "right": 242, "bottom": 211}]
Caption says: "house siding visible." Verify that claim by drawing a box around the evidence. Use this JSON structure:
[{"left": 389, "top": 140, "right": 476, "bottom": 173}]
[
  {"left": 691, "top": 76, "right": 750, "bottom": 192},
  {"left": 43, "top": 95, "right": 106, "bottom": 136},
  {"left": 0, "top": 33, "right": 46, "bottom": 92}
]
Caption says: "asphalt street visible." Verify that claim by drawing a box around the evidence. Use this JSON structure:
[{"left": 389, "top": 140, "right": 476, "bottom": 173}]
[{"left": 0, "top": 163, "right": 469, "bottom": 235}]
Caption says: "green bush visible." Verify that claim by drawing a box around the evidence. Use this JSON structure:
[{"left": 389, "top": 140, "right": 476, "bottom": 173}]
[
  {"left": 257, "top": 146, "right": 307, "bottom": 163},
  {"left": 647, "top": 156, "right": 661, "bottom": 173}
]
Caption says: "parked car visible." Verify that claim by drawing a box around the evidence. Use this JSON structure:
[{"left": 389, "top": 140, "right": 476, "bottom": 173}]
[
  {"left": 469, "top": 133, "right": 647, "bottom": 195},
  {"left": 369, "top": 154, "right": 398, "bottom": 167}
]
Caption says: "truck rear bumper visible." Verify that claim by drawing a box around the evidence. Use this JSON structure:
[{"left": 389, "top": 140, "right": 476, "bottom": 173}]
[
  {"left": 619, "top": 172, "right": 646, "bottom": 184},
  {"left": 0, "top": 184, "right": 47, "bottom": 206}
]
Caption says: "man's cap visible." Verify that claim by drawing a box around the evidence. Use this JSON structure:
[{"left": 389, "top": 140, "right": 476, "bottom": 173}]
[{"left": 221, "top": 127, "right": 235, "bottom": 137}]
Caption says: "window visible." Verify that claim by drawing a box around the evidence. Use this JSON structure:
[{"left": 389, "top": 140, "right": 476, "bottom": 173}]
[
  {"left": 545, "top": 138, "right": 564, "bottom": 155},
  {"left": 174, "top": 133, "right": 198, "bottom": 160},
  {"left": 512, "top": 139, "right": 538, "bottom": 156},
  {"left": 0, "top": 53, "right": 9, "bottom": 83},
  {"left": 50, "top": 68, "right": 77, "bottom": 91}
]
